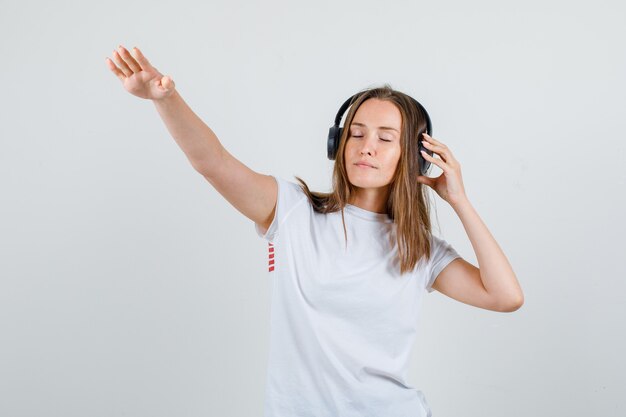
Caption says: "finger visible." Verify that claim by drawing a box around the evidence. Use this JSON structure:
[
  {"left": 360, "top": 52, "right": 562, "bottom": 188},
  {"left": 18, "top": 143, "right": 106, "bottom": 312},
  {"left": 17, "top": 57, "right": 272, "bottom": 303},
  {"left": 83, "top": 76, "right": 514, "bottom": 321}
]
[
  {"left": 422, "top": 140, "right": 451, "bottom": 163},
  {"left": 417, "top": 175, "right": 435, "bottom": 188},
  {"left": 422, "top": 140, "right": 448, "bottom": 163},
  {"left": 131, "top": 47, "right": 156, "bottom": 72},
  {"left": 422, "top": 133, "right": 447, "bottom": 149},
  {"left": 105, "top": 57, "right": 126, "bottom": 82},
  {"left": 422, "top": 133, "right": 457, "bottom": 166},
  {"left": 117, "top": 45, "right": 142, "bottom": 73},
  {"left": 422, "top": 132, "right": 441, "bottom": 144},
  {"left": 420, "top": 149, "right": 448, "bottom": 171},
  {"left": 112, "top": 49, "right": 133, "bottom": 77}
]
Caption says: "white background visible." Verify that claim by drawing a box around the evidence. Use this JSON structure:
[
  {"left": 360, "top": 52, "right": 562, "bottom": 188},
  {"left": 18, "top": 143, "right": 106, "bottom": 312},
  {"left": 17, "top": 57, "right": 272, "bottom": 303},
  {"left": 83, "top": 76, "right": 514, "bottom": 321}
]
[{"left": 1, "top": 0, "right": 624, "bottom": 416}]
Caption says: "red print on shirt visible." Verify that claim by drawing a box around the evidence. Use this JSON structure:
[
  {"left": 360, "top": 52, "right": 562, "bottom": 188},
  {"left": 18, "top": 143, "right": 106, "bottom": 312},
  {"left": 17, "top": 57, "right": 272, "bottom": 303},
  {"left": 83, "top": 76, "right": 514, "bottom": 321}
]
[{"left": 268, "top": 242, "right": 275, "bottom": 272}]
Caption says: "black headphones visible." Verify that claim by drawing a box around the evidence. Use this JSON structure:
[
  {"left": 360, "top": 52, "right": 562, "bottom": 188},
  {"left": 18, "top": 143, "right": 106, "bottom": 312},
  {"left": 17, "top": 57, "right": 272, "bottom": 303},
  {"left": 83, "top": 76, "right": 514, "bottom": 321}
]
[{"left": 327, "top": 92, "right": 434, "bottom": 176}]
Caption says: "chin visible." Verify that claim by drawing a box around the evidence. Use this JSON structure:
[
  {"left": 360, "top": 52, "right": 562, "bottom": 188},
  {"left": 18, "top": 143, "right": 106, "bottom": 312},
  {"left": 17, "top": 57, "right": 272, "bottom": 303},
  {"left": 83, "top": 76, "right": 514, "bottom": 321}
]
[{"left": 347, "top": 173, "right": 389, "bottom": 189}]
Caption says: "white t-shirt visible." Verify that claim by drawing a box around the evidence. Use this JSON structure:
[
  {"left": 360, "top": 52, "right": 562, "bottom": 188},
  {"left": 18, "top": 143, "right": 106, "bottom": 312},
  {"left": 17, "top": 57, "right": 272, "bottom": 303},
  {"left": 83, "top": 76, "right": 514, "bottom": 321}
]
[{"left": 255, "top": 176, "right": 462, "bottom": 417}]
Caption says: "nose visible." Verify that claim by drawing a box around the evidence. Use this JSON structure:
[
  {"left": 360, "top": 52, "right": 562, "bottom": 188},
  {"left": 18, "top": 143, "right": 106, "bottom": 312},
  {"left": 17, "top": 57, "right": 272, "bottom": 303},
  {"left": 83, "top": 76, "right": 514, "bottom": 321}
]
[{"left": 358, "top": 134, "right": 376, "bottom": 156}]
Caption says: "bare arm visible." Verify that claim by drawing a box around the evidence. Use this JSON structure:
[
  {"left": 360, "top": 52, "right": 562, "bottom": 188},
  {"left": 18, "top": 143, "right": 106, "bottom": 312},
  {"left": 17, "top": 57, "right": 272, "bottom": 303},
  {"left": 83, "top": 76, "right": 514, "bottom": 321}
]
[
  {"left": 419, "top": 132, "right": 524, "bottom": 312},
  {"left": 106, "top": 45, "right": 277, "bottom": 230},
  {"left": 151, "top": 89, "right": 223, "bottom": 174}
]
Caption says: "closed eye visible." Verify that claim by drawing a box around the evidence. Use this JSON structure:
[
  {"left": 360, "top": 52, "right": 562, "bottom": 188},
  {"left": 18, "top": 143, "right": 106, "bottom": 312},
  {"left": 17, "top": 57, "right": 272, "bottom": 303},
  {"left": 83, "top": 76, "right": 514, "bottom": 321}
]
[{"left": 351, "top": 135, "right": 391, "bottom": 142}]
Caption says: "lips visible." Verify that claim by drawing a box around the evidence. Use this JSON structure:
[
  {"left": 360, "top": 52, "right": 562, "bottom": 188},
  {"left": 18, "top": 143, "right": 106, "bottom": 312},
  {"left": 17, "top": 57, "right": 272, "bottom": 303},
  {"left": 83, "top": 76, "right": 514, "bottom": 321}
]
[{"left": 355, "top": 161, "right": 376, "bottom": 168}]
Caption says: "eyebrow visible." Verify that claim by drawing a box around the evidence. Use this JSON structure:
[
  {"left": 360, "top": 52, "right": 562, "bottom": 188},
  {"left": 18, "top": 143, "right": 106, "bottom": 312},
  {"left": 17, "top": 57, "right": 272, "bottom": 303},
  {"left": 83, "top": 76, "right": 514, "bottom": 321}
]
[{"left": 350, "top": 122, "right": 400, "bottom": 134}]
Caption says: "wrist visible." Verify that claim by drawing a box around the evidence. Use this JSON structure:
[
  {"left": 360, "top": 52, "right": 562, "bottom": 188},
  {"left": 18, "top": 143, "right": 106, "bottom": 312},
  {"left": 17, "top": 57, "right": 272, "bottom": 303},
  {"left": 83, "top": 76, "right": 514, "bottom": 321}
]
[
  {"left": 450, "top": 195, "right": 472, "bottom": 212},
  {"left": 153, "top": 88, "right": 180, "bottom": 105}
]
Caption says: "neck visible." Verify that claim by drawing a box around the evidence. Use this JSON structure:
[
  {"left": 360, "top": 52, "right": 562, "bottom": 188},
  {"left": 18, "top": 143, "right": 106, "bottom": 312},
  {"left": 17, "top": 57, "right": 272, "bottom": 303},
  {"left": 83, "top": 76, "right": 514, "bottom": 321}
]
[{"left": 348, "top": 186, "right": 390, "bottom": 214}]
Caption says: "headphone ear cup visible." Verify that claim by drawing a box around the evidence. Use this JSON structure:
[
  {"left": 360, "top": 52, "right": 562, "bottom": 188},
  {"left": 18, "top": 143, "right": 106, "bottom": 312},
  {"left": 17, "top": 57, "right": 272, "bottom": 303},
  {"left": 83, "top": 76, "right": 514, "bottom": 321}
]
[
  {"left": 338, "top": 127, "right": 343, "bottom": 151},
  {"left": 327, "top": 126, "right": 340, "bottom": 160},
  {"left": 418, "top": 135, "right": 433, "bottom": 176}
]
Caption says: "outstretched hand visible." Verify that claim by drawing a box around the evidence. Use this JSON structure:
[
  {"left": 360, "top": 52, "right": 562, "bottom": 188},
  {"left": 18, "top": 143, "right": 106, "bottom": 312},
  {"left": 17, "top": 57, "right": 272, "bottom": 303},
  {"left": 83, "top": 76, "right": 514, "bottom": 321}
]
[
  {"left": 417, "top": 133, "right": 468, "bottom": 207},
  {"left": 105, "top": 45, "right": 175, "bottom": 101}
]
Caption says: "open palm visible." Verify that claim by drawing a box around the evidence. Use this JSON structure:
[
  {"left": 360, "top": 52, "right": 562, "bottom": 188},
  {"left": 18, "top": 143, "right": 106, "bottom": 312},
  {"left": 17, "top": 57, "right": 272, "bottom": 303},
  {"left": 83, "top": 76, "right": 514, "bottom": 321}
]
[{"left": 105, "top": 45, "right": 175, "bottom": 101}]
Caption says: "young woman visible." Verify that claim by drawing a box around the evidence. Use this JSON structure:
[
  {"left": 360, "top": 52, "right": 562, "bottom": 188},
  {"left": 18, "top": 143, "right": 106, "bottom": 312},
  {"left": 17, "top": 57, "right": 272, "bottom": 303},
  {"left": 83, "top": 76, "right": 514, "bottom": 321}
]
[{"left": 106, "top": 45, "right": 524, "bottom": 417}]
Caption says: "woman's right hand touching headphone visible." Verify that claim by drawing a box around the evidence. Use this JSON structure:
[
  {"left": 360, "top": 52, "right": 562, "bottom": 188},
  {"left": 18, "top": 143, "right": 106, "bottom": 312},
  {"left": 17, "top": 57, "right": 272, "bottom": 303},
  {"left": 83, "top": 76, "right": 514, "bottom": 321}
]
[{"left": 105, "top": 45, "right": 175, "bottom": 101}]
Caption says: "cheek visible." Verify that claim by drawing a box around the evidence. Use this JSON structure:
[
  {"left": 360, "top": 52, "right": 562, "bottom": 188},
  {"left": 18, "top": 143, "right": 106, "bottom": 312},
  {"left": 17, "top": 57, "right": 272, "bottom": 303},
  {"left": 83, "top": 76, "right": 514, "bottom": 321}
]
[
  {"left": 343, "top": 141, "right": 356, "bottom": 159},
  {"left": 387, "top": 147, "right": 402, "bottom": 165}
]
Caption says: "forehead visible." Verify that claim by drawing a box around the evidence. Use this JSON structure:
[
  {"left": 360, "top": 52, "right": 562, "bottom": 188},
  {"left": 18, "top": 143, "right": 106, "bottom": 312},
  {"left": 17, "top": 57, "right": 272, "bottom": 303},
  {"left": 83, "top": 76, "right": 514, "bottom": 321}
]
[{"left": 351, "top": 98, "right": 402, "bottom": 130}]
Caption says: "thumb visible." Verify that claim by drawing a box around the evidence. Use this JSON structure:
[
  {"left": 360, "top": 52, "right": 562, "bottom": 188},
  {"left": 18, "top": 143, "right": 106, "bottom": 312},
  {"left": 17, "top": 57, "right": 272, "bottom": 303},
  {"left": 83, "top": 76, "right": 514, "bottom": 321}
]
[
  {"left": 160, "top": 75, "right": 175, "bottom": 91},
  {"left": 417, "top": 176, "right": 433, "bottom": 188}
]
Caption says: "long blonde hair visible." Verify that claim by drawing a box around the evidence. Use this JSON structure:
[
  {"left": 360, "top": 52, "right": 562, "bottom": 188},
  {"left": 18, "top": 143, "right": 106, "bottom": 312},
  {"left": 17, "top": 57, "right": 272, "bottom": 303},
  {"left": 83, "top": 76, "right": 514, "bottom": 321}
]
[{"left": 294, "top": 84, "right": 434, "bottom": 275}]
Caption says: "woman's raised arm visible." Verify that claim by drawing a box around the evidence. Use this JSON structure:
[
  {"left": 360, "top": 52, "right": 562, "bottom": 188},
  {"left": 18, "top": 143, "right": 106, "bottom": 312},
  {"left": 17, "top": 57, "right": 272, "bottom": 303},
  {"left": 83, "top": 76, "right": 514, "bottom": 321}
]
[{"left": 106, "top": 45, "right": 277, "bottom": 231}]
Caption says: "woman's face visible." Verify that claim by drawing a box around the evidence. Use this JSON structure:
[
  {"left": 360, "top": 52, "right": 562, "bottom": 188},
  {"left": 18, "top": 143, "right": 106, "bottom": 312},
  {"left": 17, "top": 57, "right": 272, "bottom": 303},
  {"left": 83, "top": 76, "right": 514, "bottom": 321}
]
[{"left": 344, "top": 98, "right": 403, "bottom": 191}]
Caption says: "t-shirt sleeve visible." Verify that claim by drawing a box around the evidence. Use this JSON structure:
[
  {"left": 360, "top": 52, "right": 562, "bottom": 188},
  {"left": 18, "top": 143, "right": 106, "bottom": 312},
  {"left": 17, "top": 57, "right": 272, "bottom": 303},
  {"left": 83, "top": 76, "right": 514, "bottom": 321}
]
[
  {"left": 254, "top": 175, "right": 306, "bottom": 242},
  {"left": 425, "top": 235, "right": 463, "bottom": 293}
]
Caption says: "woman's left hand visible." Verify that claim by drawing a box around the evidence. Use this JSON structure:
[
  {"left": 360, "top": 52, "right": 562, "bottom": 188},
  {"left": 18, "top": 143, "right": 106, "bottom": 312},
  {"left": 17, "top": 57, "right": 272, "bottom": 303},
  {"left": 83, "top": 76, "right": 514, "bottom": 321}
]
[{"left": 416, "top": 133, "right": 468, "bottom": 207}]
